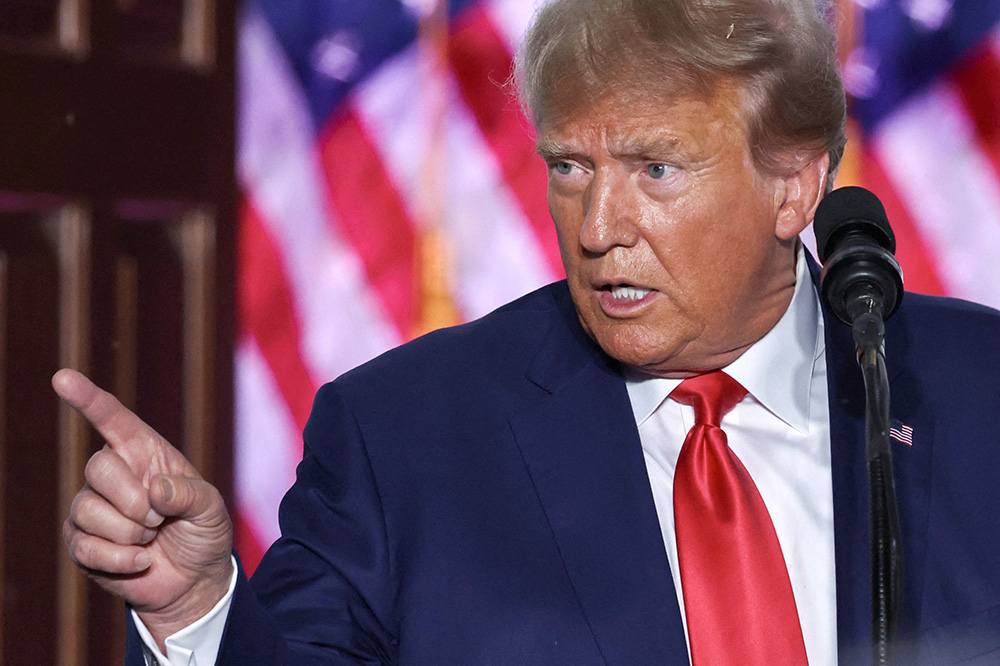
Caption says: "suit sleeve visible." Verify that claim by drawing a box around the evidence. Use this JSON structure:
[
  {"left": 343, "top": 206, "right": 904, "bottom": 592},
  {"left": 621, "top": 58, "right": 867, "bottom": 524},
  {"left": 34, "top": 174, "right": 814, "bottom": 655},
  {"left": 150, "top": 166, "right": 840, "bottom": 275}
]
[{"left": 216, "top": 381, "right": 398, "bottom": 665}]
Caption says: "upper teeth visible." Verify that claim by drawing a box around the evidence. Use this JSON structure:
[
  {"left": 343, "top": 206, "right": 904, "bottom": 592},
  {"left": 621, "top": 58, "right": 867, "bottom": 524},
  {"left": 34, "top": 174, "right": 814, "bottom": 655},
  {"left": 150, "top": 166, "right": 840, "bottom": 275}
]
[{"left": 610, "top": 286, "right": 650, "bottom": 301}]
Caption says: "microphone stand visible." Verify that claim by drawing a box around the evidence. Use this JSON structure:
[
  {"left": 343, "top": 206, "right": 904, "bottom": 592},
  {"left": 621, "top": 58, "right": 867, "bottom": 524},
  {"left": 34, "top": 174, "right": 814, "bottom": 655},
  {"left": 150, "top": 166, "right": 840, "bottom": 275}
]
[
  {"left": 815, "top": 185, "right": 906, "bottom": 664},
  {"left": 849, "top": 294, "right": 904, "bottom": 666}
]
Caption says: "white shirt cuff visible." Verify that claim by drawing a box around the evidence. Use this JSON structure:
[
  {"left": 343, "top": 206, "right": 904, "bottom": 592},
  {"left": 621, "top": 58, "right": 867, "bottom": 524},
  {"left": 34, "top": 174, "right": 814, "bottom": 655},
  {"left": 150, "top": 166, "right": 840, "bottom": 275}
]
[{"left": 132, "top": 555, "right": 238, "bottom": 666}]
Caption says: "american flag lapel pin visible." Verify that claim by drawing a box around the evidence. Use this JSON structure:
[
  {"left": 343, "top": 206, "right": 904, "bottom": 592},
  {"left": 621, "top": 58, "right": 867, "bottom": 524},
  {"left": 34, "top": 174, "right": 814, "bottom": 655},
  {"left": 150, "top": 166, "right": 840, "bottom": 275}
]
[{"left": 889, "top": 418, "right": 914, "bottom": 447}]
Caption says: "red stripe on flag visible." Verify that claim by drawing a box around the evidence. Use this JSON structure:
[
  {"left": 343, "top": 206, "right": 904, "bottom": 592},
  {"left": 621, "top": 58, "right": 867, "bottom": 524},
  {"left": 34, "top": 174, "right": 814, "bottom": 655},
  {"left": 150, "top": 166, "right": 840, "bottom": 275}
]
[
  {"left": 861, "top": 152, "right": 946, "bottom": 296},
  {"left": 449, "top": 5, "right": 564, "bottom": 277},
  {"left": 233, "top": 509, "right": 269, "bottom": 577},
  {"left": 319, "top": 109, "right": 418, "bottom": 340},
  {"left": 238, "top": 197, "right": 319, "bottom": 431},
  {"left": 950, "top": 44, "right": 1000, "bottom": 183}
]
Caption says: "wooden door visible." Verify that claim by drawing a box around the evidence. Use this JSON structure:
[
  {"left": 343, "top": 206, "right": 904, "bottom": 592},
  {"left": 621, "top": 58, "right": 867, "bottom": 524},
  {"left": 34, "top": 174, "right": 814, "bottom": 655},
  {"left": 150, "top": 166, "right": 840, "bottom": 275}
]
[{"left": 0, "top": 0, "right": 236, "bottom": 663}]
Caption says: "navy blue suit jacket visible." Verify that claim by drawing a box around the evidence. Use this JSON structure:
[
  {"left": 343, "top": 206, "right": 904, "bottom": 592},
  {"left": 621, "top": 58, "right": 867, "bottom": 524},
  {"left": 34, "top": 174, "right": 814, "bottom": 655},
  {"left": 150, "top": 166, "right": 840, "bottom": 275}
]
[{"left": 128, "top": 264, "right": 1000, "bottom": 665}]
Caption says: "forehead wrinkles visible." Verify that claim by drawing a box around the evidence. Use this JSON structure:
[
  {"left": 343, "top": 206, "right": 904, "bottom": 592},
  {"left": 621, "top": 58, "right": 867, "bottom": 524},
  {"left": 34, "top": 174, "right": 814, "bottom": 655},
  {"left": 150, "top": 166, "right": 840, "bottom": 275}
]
[
  {"left": 605, "top": 129, "right": 686, "bottom": 160},
  {"left": 540, "top": 91, "right": 743, "bottom": 165}
]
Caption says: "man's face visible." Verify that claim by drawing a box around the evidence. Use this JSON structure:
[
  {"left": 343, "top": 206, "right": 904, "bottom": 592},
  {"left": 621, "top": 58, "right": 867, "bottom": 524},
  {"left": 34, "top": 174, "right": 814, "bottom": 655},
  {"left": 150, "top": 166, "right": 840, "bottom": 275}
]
[{"left": 538, "top": 83, "right": 803, "bottom": 378}]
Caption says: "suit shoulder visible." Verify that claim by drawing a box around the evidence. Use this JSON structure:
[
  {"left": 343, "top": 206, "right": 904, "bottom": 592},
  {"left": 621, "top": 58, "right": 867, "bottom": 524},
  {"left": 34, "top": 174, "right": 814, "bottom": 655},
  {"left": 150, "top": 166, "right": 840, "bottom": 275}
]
[
  {"left": 898, "top": 291, "right": 1000, "bottom": 322},
  {"left": 892, "top": 292, "right": 1000, "bottom": 351},
  {"left": 889, "top": 291, "right": 1000, "bottom": 382}
]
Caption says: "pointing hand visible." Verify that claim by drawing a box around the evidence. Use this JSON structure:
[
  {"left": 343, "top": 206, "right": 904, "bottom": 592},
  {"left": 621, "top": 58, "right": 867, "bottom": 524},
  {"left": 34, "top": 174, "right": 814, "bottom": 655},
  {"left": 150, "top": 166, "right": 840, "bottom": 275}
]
[{"left": 56, "top": 369, "right": 233, "bottom": 648}]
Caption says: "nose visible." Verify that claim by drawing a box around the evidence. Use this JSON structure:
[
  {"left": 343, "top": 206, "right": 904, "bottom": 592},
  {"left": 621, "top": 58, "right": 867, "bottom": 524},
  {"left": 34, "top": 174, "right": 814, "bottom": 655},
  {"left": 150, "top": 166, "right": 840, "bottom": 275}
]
[{"left": 579, "top": 169, "right": 639, "bottom": 254}]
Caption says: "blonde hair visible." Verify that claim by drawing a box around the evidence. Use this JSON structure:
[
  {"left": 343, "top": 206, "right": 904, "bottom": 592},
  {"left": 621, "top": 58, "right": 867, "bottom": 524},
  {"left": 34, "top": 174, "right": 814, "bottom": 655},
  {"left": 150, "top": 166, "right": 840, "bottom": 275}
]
[{"left": 515, "top": 0, "right": 846, "bottom": 176}]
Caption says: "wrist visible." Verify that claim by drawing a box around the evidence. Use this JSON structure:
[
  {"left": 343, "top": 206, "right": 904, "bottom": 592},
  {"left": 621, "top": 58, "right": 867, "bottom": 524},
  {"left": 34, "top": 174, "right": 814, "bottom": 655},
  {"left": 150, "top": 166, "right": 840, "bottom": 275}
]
[{"left": 138, "top": 555, "right": 235, "bottom": 652}]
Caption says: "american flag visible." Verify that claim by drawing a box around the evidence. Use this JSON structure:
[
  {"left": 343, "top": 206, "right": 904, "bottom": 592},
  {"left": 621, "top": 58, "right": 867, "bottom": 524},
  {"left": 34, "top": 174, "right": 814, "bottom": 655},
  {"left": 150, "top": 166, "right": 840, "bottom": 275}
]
[
  {"left": 233, "top": 0, "right": 1000, "bottom": 572},
  {"left": 889, "top": 419, "right": 915, "bottom": 446}
]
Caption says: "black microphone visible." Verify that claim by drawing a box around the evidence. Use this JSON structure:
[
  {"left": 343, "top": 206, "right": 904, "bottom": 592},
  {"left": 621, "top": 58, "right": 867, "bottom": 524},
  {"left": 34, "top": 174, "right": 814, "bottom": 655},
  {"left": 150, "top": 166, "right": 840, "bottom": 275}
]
[
  {"left": 815, "top": 186, "right": 904, "bottom": 328},
  {"left": 818, "top": 187, "right": 906, "bottom": 662}
]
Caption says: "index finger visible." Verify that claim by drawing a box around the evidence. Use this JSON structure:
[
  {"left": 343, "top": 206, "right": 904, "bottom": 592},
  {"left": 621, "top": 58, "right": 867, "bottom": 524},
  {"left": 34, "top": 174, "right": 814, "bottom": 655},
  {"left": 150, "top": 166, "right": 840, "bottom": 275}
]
[{"left": 52, "top": 369, "right": 167, "bottom": 459}]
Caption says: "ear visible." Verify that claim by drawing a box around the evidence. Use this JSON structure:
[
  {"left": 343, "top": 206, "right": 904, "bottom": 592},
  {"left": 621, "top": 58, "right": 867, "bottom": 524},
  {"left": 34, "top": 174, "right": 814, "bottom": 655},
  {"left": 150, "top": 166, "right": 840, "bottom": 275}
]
[{"left": 774, "top": 152, "right": 830, "bottom": 241}]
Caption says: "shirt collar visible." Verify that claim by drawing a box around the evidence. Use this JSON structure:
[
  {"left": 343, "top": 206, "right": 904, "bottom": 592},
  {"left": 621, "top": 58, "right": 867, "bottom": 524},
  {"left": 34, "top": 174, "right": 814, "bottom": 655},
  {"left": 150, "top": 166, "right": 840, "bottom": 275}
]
[{"left": 625, "top": 247, "right": 823, "bottom": 433}]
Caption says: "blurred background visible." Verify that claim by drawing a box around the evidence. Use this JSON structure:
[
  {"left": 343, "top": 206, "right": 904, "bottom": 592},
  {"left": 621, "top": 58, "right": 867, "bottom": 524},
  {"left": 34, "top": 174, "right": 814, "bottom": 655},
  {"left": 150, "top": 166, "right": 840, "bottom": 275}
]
[{"left": 1, "top": 0, "right": 999, "bottom": 663}]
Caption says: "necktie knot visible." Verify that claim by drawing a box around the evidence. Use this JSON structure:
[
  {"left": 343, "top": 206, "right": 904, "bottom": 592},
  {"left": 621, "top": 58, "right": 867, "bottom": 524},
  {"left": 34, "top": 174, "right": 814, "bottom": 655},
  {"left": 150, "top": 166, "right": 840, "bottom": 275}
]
[{"left": 669, "top": 370, "right": 747, "bottom": 427}]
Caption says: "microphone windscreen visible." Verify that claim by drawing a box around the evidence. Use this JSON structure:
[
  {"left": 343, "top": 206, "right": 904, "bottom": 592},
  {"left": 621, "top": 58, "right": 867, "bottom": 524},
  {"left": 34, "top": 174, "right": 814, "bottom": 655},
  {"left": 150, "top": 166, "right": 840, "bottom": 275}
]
[{"left": 814, "top": 186, "right": 894, "bottom": 263}]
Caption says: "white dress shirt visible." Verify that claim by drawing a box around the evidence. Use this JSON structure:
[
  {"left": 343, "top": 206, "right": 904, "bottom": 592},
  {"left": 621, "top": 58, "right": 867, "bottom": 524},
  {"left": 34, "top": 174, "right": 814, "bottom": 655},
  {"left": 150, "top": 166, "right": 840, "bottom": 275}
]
[
  {"left": 139, "top": 251, "right": 837, "bottom": 666},
  {"left": 133, "top": 556, "right": 237, "bottom": 666},
  {"left": 625, "top": 248, "right": 837, "bottom": 665}
]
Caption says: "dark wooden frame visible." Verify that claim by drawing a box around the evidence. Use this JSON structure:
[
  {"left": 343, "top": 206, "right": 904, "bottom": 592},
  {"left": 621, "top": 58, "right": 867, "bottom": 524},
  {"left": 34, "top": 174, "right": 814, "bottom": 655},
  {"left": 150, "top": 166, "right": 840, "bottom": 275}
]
[{"left": 0, "top": 0, "right": 236, "bottom": 663}]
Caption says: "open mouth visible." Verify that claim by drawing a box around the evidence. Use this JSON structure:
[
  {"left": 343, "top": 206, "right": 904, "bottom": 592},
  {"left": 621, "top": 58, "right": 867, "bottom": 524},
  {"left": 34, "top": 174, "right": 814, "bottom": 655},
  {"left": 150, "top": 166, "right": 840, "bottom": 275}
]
[{"left": 606, "top": 284, "right": 652, "bottom": 301}]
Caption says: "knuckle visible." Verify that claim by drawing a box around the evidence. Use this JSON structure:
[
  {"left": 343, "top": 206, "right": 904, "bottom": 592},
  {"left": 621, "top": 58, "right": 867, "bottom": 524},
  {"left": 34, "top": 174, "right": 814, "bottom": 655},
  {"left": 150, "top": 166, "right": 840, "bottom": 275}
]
[
  {"left": 83, "top": 449, "right": 113, "bottom": 485},
  {"left": 76, "top": 533, "right": 98, "bottom": 564},
  {"left": 69, "top": 489, "right": 94, "bottom": 525},
  {"left": 70, "top": 532, "right": 131, "bottom": 573},
  {"left": 62, "top": 519, "right": 76, "bottom": 550},
  {"left": 71, "top": 489, "right": 112, "bottom": 530},
  {"left": 83, "top": 452, "right": 149, "bottom": 519},
  {"left": 66, "top": 530, "right": 89, "bottom": 567},
  {"left": 140, "top": 432, "right": 161, "bottom": 452},
  {"left": 71, "top": 491, "right": 151, "bottom": 545},
  {"left": 178, "top": 477, "right": 201, "bottom": 506},
  {"left": 185, "top": 478, "right": 217, "bottom": 514}
]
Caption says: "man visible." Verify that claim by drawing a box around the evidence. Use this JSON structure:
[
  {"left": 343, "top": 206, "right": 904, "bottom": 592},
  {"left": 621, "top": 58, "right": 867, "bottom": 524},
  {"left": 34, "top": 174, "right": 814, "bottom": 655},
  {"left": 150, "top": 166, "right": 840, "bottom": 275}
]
[{"left": 60, "top": 0, "right": 1000, "bottom": 664}]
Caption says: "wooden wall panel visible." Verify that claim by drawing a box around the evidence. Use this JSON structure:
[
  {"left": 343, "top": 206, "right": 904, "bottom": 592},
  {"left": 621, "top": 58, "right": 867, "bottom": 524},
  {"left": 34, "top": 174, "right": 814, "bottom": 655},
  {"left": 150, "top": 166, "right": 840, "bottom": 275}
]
[
  {"left": 117, "top": 218, "right": 187, "bottom": 446},
  {"left": 55, "top": 208, "right": 90, "bottom": 666},
  {"left": 0, "top": 0, "right": 87, "bottom": 55},
  {"left": 114, "top": 208, "right": 217, "bottom": 477},
  {"left": 177, "top": 211, "right": 216, "bottom": 479},
  {"left": 0, "top": 0, "right": 236, "bottom": 661},
  {"left": 0, "top": 250, "right": 5, "bottom": 664},
  {"left": 1, "top": 213, "right": 62, "bottom": 666},
  {"left": 0, "top": 206, "right": 89, "bottom": 666}
]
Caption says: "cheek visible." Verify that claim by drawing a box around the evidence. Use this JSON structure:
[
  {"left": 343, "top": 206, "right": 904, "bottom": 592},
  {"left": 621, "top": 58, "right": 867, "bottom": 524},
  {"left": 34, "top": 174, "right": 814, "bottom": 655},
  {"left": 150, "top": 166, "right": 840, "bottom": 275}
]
[
  {"left": 639, "top": 199, "right": 715, "bottom": 267},
  {"left": 691, "top": 186, "right": 775, "bottom": 251},
  {"left": 548, "top": 198, "right": 584, "bottom": 266},
  {"left": 640, "top": 197, "right": 768, "bottom": 302}
]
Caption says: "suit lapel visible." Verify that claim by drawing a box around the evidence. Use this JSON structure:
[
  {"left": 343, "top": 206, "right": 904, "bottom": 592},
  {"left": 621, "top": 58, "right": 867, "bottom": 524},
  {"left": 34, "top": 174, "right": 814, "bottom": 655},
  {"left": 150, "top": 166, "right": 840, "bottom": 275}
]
[
  {"left": 812, "top": 256, "right": 934, "bottom": 663},
  {"left": 508, "top": 291, "right": 689, "bottom": 666}
]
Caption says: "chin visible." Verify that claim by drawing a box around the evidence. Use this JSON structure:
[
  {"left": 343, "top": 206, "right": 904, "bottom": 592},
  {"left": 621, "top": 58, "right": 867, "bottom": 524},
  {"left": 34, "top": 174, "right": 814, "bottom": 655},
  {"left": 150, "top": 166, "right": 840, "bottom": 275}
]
[{"left": 591, "top": 325, "right": 681, "bottom": 374}]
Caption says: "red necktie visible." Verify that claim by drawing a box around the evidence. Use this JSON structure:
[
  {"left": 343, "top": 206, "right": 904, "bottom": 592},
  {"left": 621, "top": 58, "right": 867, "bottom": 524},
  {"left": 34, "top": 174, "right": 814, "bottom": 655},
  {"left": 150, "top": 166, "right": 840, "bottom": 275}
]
[{"left": 671, "top": 371, "right": 808, "bottom": 665}]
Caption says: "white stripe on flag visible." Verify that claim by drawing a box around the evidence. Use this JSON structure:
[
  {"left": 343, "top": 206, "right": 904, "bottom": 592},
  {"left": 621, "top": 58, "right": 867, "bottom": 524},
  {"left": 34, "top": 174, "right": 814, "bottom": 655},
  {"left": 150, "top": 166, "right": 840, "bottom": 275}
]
[
  {"left": 486, "top": 0, "right": 546, "bottom": 54},
  {"left": 872, "top": 80, "right": 1000, "bottom": 310},
  {"left": 238, "top": 8, "right": 401, "bottom": 381},
  {"left": 234, "top": 340, "right": 302, "bottom": 549},
  {"left": 352, "top": 45, "right": 557, "bottom": 320},
  {"left": 889, "top": 424, "right": 914, "bottom": 446}
]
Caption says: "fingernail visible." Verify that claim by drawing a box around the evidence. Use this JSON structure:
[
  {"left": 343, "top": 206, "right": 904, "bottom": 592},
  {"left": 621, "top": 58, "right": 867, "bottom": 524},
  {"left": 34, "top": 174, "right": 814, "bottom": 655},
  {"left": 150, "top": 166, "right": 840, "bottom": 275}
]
[
  {"left": 134, "top": 551, "right": 152, "bottom": 570},
  {"left": 145, "top": 509, "right": 164, "bottom": 527},
  {"left": 158, "top": 476, "right": 174, "bottom": 503},
  {"left": 140, "top": 528, "right": 157, "bottom": 544}
]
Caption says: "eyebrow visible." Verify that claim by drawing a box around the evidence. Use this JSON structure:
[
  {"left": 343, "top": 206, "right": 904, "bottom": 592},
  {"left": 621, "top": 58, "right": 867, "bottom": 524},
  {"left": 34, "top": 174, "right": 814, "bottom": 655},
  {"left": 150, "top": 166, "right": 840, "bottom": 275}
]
[
  {"left": 536, "top": 137, "right": 574, "bottom": 160},
  {"left": 607, "top": 135, "right": 685, "bottom": 160},
  {"left": 535, "top": 133, "right": 690, "bottom": 162}
]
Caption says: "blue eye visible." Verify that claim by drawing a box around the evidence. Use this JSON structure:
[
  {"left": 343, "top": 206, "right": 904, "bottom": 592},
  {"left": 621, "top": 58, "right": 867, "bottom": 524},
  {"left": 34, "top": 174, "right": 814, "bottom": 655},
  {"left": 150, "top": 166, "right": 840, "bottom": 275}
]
[
  {"left": 647, "top": 163, "right": 671, "bottom": 179},
  {"left": 554, "top": 162, "right": 573, "bottom": 175}
]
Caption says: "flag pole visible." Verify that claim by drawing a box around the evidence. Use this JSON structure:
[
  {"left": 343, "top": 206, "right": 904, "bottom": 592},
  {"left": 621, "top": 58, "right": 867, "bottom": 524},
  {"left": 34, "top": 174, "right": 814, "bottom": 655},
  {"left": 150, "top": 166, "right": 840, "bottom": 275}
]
[{"left": 413, "top": 0, "right": 461, "bottom": 339}]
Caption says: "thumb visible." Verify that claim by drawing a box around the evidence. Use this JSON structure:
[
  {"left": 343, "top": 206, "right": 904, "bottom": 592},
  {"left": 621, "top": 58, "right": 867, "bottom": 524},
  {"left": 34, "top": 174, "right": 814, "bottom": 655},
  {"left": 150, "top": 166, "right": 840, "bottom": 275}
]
[{"left": 149, "top": 474, "right": 226, "bottom": 526}]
